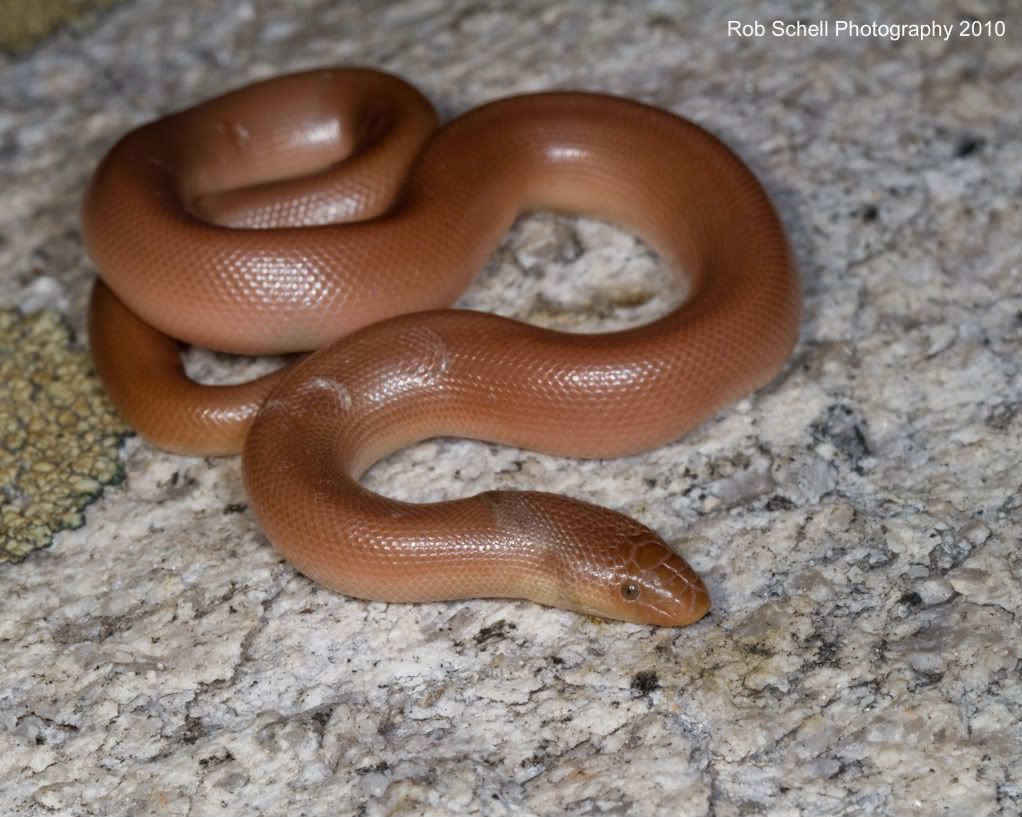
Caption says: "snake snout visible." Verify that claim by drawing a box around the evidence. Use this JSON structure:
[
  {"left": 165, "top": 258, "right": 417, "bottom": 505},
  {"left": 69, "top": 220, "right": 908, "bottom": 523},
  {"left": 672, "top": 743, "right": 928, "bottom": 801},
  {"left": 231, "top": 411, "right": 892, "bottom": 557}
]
[{"left": 644, "top": 551, "right": 711, "bottom": 626}]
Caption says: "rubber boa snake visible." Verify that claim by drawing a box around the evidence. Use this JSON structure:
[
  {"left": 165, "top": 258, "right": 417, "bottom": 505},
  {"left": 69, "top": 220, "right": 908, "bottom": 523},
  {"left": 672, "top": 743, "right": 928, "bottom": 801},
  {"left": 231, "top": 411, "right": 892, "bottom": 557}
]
[{"left": 83, "top": 67, "right": 800, "bottom": 626}]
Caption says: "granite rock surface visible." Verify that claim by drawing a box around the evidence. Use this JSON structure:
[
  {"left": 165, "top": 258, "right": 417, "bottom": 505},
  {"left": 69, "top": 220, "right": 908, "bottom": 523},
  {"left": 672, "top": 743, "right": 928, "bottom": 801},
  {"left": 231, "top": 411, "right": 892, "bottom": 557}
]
[{"left": 1, "top": 1, "right": 1020, "bottom": 815}]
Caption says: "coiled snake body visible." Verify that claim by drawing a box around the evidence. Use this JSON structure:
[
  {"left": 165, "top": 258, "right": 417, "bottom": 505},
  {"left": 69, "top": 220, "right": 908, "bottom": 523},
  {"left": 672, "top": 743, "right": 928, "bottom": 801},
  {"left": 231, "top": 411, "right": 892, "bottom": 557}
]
[{"left": 84, "top": 68, "right": 800, "bottom": 626}]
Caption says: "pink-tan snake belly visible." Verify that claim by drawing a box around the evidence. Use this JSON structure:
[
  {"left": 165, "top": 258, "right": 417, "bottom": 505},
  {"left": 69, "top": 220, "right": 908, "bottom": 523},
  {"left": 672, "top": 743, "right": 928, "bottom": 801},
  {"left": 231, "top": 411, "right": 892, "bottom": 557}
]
[{"left": 83, "top": 67, "right": 800, "bottom": 626}]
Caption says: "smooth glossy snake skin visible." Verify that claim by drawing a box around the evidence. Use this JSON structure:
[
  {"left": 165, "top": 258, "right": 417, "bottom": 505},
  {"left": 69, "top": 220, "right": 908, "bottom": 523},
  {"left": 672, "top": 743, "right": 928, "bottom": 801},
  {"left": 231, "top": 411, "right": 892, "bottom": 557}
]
[{"left": 83, "top": 67, "right": 801, "bottom": 626}]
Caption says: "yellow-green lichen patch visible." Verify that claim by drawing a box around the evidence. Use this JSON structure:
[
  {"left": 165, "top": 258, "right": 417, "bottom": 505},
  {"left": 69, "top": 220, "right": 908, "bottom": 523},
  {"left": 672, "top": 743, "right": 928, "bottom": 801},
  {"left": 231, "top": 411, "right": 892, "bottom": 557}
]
[
  {"left": 0, "top": 0, "right": 124, "bottom": 53},
  {"left": 1, "top": 307, "right": 129, "bottom": 561}
]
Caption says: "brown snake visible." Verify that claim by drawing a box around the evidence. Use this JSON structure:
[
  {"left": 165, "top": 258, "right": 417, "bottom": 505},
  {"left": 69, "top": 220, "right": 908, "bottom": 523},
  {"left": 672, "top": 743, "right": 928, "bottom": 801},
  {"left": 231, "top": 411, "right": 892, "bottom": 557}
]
[{"left": 83, "top": 67, "right": 800, "bottom": 626}]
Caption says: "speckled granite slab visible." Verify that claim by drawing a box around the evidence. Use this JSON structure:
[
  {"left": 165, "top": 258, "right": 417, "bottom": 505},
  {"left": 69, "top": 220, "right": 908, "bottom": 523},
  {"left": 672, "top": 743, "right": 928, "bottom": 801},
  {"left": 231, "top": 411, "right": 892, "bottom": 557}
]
[{"left": 1, "top": 1, "right": 1020, "bottom": 815}]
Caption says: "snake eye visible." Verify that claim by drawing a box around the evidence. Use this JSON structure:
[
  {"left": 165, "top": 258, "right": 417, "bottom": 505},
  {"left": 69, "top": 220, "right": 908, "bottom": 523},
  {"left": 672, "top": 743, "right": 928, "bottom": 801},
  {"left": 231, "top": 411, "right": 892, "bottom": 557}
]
[{"left": 620, "top": 581, "right": 640, "bottom": 601}]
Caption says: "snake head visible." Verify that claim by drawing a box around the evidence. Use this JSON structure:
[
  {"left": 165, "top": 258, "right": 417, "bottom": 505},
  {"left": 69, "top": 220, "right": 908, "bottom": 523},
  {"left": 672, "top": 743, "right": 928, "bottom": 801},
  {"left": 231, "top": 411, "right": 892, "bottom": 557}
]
[
  {"left": 500, "top": 491, "right": 711, "bottom": 626},
  {"left": 573, "top": 520, "right": 712, "bottom": 627}
]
